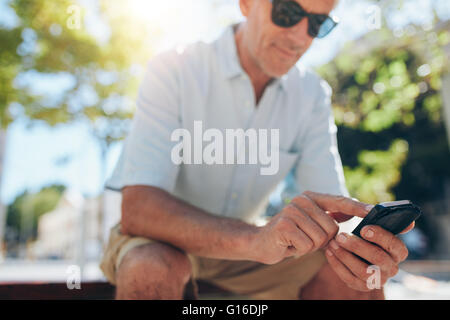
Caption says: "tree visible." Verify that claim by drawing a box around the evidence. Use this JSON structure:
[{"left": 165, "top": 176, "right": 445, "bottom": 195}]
[
  {"left": 318, "top": 23, "right": 450, "bottom": 256},
  {"left": 1, "top": 0, "right": 159, "bottom": 129},
  {"left": 0, "top": 0, "right": 159, "bottom": 254},
  {"left": 5, "top": 184, "right": 66, "bottom": 257},
  {"left": 319, "top": 23, "right": 449, "bottom": 200}
]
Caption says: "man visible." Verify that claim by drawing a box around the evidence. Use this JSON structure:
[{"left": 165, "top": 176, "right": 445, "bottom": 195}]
[{"left": 100, "top": 0, "right": 413, "bottom": 299}]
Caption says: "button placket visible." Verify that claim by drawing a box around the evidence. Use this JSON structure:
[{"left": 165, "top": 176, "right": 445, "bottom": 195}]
[{"left": 222, "top": 74, "right": 258, "bottom": 216}]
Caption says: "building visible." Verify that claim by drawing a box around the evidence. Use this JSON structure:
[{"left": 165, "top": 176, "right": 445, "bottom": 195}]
[{"left": 32, "top": 190, "right": 102, "bottom": 262}]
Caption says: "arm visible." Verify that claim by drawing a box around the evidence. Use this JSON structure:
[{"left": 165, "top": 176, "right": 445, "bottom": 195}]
[
  {"left": 121, "top": 185, "right": 373, "bottom": 265},
  {"left": 121, "top": 185, "right": 260, "bottom": 261},
  {"left": 112, "top": 56, "right": 371, "bottom": 265}
]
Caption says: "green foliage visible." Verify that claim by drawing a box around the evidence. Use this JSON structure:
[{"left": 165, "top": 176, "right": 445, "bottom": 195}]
[
  {"left": 0, "top": 0, "right": 158, "bottom": 144},
  {"left": 5, "top": 184, "right": 66, "bottom": 246},
  {"left": 344, "top": 139, "right": 409, "bottom": 203},
  {"left": 319, "top": 26, "right": 450, "bottom": 205},
  {"left": 0, "top": 0, "right": 162, "bottom": 256}
]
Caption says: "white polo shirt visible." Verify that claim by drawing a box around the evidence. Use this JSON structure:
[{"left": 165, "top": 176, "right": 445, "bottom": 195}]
[{"left": 106, "top": 25, "right": 349, "bottom": 224}]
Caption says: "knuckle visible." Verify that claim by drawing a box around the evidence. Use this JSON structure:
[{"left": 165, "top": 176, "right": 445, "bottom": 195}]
[
  {"left": 282, "top": 204, "right": 298, "bottom": 217},
  {"left": 386, "top": 234, "right": 397, "bottom": 253},
  {"left": 304, "top": 238, "right": 315, "bottom": 252},
  {"left": 390, "top": 264, "right": 399, "bottom": 277},
  {"left": 316, "top": 232, "right": 328, "bottom": 247},
  {"left": 302, "top": 190, "right": 314, "bottom": 198},
  {"left": 293, "top": 195, "right": 313, "bottom": 208},
  {"left": 399, "top": 246, "right": 409, "bottom": 262},
  {"left": 276, "top": 217, "right": 292, "bottom": 231},
  {"left": 284, "top": 203, "right": 298, "bottom": 212},
  {"left": 335, "top": 195, "right": 348, "bottom": 204},
  {"left": 380, "top": 274, "right": 388, "bottom": 286},
  {"left": 372, "top": 248, "right": 387, "bottom": 266},
  {"left": 327, "top": 223, "right": 339, "bottom": 239}
]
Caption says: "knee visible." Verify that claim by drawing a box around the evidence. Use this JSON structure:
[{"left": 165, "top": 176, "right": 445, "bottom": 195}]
[{"left": 116, "top": 243, "right": 192, "bottom": 294}]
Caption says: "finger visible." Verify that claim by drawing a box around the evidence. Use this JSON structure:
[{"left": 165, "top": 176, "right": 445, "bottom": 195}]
[
  {"left": 303, "top": 191, "right": 374, "bottom": 219},
  {"left": 328, "top": 240, "right": 371, "bottom": 281},
  {"left": 335, "top": 232, "right": 399, "bottom": 277},
  {"left": 360, "top": 225, "right": 409, "bottom": 263},
  {"left": 399, "top": 221, "right": 415, "bottom": 235},
  {"left": 284, "top": 205, "right": 329, "bottom": 248},
  {"left": 328, "top": 240, "right": 388, "bottom": 287},
  {"left": 328, "top": 211, "right": 354, "bottom": 223},
  {"left": 324, "top": 249, "right": 371, "bottom": 292},
  {"left": 291, "top": 195, "right": 339, "bottom": 241}
]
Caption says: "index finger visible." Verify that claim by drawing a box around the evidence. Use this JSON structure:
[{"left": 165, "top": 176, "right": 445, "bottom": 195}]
[{"left": 303, "top": 191, "right": 373, "bottom": 219}]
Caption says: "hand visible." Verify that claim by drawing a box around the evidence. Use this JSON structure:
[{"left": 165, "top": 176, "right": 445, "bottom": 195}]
[
  {"left": 325, "top": 224, "right": 413, "bottom": 292},
  {"left": 250, "top": 191, "right": 372, "bottom": 265}
]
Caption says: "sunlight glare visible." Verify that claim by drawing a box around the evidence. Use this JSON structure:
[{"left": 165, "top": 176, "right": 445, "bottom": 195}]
[{"left": 127, "top": 0, "right": 178, "bottom": 23}]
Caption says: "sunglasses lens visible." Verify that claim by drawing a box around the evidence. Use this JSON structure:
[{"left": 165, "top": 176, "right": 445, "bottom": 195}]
[
  {"left": 311, "top": 16, "right": 337, "bottom": 38},
  {"left": 271, "top": 1, "right": 338, "bottom": 38},
  {"left": 272, "top": 1, "right": 306, "bottom": 28}
]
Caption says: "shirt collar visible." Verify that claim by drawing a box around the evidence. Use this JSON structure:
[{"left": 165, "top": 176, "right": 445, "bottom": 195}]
[
  {"left": 215, "top": 24, "right": 289, "bottom": 92},
  {"left": 215, "top": 24, "right": 243, "bottom": 79}
]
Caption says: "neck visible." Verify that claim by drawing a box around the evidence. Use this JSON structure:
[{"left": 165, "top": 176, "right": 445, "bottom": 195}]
[{"left": 234, "top": 24, "right": 272, "bottom": 105}]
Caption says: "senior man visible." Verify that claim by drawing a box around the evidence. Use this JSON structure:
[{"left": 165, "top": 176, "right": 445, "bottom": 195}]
[{"left": 100, "top": 0, "right": 413, "bottom": 299}]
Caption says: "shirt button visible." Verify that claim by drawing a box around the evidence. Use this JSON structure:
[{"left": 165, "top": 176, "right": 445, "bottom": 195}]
[{"left": 231, "top": 193, "right": 238, "bottom": 199}]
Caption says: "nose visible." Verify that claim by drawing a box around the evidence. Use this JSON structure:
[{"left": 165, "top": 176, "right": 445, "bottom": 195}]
[{"left": 285, "top": 17, "right": 312, "bottom": 47}]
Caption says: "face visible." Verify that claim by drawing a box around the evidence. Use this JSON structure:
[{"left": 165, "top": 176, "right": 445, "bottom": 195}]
[{"left": 239, "top": 0, "right": 336, "bottom": 77}]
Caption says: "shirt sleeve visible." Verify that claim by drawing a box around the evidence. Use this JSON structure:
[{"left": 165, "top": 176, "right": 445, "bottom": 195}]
[
  {"left": 105, "top": 53, "right": 181, "bottom": 193},
  {"left": 293, "top": 78, "right": 350, "bottom": 197}
]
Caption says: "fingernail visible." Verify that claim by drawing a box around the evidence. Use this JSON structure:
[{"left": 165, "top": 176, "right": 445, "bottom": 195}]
[
  {"left": 336, "top": 233, "right": 347, "bottom": 244},
  {"left": 365, "top": 204, "right": 375, "bottom": 212},
  {"left": 363, "top": 227, "right": 374, "bottom": 238},
  {"left": 330, "top": 240, "right": 339, "bottom": 250},
  {"left": 325, "top": 249, "right": 333, "bottom": 257}
]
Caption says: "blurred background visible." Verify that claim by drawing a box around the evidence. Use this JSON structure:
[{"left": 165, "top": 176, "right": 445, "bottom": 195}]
[{"left": 0, "top": 0, "right": 449, "bottom": 299}]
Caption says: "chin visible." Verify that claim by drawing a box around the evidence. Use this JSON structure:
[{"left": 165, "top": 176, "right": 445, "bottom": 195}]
[{"left": 263, "top": 63, "right": 294, "bottom": 78}]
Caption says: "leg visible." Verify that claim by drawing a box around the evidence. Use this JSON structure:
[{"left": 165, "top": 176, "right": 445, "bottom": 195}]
[
  {"left": 299, "top": 261, "right": 385, "bottom": 300},
  {"left": 115, "top": 242, "right": 192, "bottom": 300},
  {"left": 195, "top": 250, "right": 328, "bottom": 300}
]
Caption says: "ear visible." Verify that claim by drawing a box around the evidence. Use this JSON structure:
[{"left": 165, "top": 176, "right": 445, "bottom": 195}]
[{"left": 239, "top": 0, "right": 254, "bottom": 17}]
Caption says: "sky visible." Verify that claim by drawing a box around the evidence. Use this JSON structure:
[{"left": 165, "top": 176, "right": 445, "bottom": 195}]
[{"left": 0, "top": 0, "right": 449, "bottom": 205}]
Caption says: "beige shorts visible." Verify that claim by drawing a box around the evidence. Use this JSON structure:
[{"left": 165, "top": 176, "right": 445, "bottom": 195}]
[{"left": 100, "top": 223, "right": 327, "bottom": 300}]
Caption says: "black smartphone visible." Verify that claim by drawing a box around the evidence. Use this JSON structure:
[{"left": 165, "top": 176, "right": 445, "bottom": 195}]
[{"left": 352, "top": 200, "right": 422, "bottom": 237}]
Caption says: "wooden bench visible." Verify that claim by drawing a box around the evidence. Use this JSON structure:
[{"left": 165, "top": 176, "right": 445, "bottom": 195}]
[
  {"left": 0, "top": 280, "right": 234, "bottom": 300},
  {"left": 3, "top": 261, "right": 448, "bottom": 299}
]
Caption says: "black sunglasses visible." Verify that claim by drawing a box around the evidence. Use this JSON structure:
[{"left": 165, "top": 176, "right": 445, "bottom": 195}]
[{"left": 269, "top": 0, "right": 339, "bottom": 38}]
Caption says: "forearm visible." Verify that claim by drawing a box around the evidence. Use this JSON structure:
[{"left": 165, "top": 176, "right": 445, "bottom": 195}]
[{"left": 120, "top": 186, "right": 260, "bottom": 261}]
